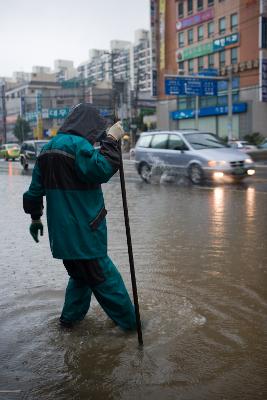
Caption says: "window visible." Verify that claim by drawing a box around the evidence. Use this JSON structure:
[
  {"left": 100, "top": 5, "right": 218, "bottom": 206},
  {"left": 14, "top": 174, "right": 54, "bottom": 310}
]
[
  {"left": 178, "top": 2, "right": 183, "bottom": 18},
  {"left": 178, "top": 32, "right": 184, "bottom": 48},
  {"left": 198, "top": 25, "right": 204, "bottom": 41},
  {"left": 208, "top": 0, "right": 214, "bottom": 6},
  {"left": 219, "top": 50, "right": 226, "bottom": 67},
  {"left": 151, "top": 134, "right": 168, "bottom": 149},
  {"left": 188, "top": 59, "right": 194, "bottom": 74},
  {"left": 231, "top": 13, "right": 238, "bottom": 31},
  {"left": 198, "top": 56, "right": 204, "bottom": 71},
  {"left": 168, "top": 135, "right": 188, "bottom": 151},
  {"left": 188, "top": 0, "right": 193, "bottom": 14},
  {"left": 219, "top": 17, "right": 226, "bottom": 35},
  {"left": 218, "top": 95, "right": 227, "bottom": 105},
  {"left": 138, "top": 135, "right": 152, "bottom": 148},
  {"left": 208, "top": 21, "right": 214, "bottom": 38},
  {"left": 208, "top": 53, "right": 214, "bottom": 68},
  {"left": 231, "top": 47, "right": 238, "bottom": 64},
  {"left": 186, "top": 133, "right": 226, "bottom": 149},
  {"left": 197, "top": 0, "right": 203, "bottom": 10},
  {"left": 188, "top": 29, "right": 194, "bottom": 45},
  {"left": 178, "top": 61, "right": 184, "bottom": 71}
]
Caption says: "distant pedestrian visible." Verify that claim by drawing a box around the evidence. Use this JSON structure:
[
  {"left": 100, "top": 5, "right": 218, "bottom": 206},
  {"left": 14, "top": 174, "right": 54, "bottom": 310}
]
[{"left": 23, "top": 103, "right": 136, "bottom": 330}]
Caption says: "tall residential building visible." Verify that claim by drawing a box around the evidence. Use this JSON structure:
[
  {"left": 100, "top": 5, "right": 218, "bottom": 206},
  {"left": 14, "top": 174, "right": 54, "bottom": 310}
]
[
  {"left": 152, "top": 0, "right": 267, "bottom": 138},
  {"left": 77, "top": 41, "right": 132, "bottom": 85},
  {"left": 132, "top": 29, "right": 152, "bottom": 93},
  {"left": 54, "top": 60, "right": 78, "bottom": 82}
]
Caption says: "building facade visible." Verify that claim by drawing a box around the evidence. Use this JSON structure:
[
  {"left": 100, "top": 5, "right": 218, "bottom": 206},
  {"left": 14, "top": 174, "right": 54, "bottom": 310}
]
[{"left": 152, "top": 0, "right": 267, "bottom": 139}]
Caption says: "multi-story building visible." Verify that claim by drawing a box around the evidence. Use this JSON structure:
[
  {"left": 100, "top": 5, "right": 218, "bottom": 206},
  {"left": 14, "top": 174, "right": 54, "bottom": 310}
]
[
  {"left": 132, "top": 30, "right": 152, "bottom": 93},
  {"left": 152, "top": 0, "right": 267, "bottom": 138},
  {"left": 2, "top": 73, "right": 117, "bottom": 141},
  {"left": 54, "top": 60, "right": 77, "bottom": 82},
  {"left": 82, "top": 50, "right": 111, "bottom": 82}
]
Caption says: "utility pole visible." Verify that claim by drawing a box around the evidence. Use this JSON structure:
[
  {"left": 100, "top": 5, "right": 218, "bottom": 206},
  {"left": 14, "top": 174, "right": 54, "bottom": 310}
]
[
  {"left": 195, "top": 95, "right": 199, "bottom": 129},
  {"left": 1, "top": 82, "right": 7, "bottom": 144},
  {"left": 227, "top": 66, "right": 233, "bottom": 141},
  {"left": 132, "top": 66, "right": 141, "bottom": 146}
]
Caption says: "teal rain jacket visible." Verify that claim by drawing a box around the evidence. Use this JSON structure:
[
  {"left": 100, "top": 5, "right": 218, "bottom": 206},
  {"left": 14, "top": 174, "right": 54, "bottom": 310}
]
[{"left": 23, "top": 103, "right": 120, "bottom": 260}]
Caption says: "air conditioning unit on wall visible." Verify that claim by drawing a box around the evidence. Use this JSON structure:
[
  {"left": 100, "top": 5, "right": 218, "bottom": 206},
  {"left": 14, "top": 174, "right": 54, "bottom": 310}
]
[
  {"left": 253, "top": 59, "right": 259, "bottom": 68},
  {"left": 239, "top": 62, "right": 246, "bottom": 72},
  {"left": 246, "top": 60, "right": 253, "bottom": 70},
  {"left": 220, "top": 67, "right": 226, "bottom": 75},
  {"left": 232, "top": 64, "right": 239, "bottom": 73}
]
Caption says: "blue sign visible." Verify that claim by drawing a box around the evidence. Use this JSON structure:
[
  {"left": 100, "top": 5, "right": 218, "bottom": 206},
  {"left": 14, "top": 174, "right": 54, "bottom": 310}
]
[
  {"left": 165, "top": 77, "right": 217, "bottom": 96},
  {"left": 198, "top": 68, "right": 219, "bottom": 77},
  {"left": 262, "top": 59, "right": 267, "bottom": 102},
  {"left": 99, "top": 109, "right": 113, "bottom": 117},
  {"left": 171, "top": 102, "right": 247, "bottom": 120},
  {"left": 213, "top": 33, "right": 239, "bottom": 52}
]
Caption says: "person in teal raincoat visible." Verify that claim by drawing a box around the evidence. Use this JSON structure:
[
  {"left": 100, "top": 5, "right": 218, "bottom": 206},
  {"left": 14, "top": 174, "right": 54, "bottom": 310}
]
[{"left": 23, "top": 103, "right": 136, "bottom": 330}]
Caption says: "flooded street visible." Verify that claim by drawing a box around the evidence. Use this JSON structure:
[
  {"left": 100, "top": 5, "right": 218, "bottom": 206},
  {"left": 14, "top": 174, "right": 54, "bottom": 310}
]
[{"left": 0, "top": 160, "right": 267, "bottom": 400}]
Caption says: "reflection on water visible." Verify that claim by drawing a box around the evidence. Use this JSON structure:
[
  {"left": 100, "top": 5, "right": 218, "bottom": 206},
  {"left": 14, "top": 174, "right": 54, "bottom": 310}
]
[
  {"left": 211, "top": 187, "right": 225, "bottom": 247},
  {"left": 246, "top": 187, "right": 256, "bottom": 221},
  {"left": 0, "top": 169, "right": 267, "bottom": 399}
]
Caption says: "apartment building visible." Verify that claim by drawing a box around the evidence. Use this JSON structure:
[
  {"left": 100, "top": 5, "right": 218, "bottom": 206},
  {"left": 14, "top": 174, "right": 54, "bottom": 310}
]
[{"left": 153, "top": 0, "right": 267, "bottom": 138}]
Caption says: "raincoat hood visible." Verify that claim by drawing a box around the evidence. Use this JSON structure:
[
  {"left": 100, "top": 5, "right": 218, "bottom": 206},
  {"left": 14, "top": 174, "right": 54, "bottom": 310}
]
[{"left": 58, "top": 103, "right": 108, "bottom": 144}]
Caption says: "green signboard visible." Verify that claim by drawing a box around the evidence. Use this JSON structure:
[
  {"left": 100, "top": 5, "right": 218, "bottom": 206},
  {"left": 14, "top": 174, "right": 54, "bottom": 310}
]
[
  {"left": 177, "top": 41, "right": 213, "bottom": 61},
  {"left": 213, "top": 33, "right": 239, "bottom": 52},
  {"left": 48, "top": 108, "right": 69, "bottom": 119},
  {"left": 26, "top": 108, "right": 70, "bottom": 122}
]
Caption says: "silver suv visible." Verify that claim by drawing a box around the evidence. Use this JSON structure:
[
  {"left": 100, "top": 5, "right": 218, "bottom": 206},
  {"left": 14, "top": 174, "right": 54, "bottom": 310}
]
[{"left": 134, "top": 130, "right": 255, "bottom": 184}]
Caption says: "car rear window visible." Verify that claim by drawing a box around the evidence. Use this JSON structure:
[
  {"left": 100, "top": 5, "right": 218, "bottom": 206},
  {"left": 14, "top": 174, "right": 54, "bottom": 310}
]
[{"left": 137, "top": 135, "right": 152, "bottom": 148}]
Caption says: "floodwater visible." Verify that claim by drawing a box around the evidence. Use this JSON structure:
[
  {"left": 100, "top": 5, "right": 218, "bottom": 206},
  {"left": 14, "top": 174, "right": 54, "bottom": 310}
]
[{"left": 0, "top": 161, "right": 267, "bottom": 400}]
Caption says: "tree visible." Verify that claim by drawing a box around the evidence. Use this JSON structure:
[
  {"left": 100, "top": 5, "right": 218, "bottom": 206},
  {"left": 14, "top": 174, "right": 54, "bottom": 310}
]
[{"left": 13, "top": 116, "right": 32, "bottom": 143}]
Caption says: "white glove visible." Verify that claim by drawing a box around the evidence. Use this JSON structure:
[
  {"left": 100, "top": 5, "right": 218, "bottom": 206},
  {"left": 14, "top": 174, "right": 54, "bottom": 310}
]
[{"left": 107, "top": 121, "right": 124, "bottom": 141}]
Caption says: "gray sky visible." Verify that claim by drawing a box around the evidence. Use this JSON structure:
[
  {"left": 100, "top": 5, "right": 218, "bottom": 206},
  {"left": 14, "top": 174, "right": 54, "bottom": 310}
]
[{"left": 0, "top": 0, "right": 150, "bottom": 77}]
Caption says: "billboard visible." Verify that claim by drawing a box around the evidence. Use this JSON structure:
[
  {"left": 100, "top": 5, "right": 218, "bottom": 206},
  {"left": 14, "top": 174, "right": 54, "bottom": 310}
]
[{"left": 176, "top": 8, "right": 214, "bottom": 31}]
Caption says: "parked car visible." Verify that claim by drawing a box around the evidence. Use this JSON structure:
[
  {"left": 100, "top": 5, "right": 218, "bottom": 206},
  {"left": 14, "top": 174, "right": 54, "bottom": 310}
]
[
  {"left": 228, "top": 140, "right": 257, "bottom": 152},
  {"left": 246, "top": 140, "right": 267, "bottom": 162},
  {"left": 0, "top": 143, "right": 20, "bottom": 161},
  {"left": 20, "top": 140, "right": 49, "bottom": 170},
  {"left": 134, "top": 130, "right": 255, "bottom": 184},
  {"left": 258, "top": 140, "right": 267, "bottom": 149}
]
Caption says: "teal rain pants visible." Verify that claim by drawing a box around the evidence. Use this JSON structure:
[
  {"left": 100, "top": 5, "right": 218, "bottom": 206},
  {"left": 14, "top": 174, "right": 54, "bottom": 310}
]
[{"left": 60, "top": 256, "right": 136, "bottom": 331}]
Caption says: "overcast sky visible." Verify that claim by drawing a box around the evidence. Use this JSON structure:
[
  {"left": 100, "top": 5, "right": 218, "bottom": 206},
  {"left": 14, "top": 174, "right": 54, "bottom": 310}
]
[{"left": 0, "top": 0, "right": 150, "bottom": 77}]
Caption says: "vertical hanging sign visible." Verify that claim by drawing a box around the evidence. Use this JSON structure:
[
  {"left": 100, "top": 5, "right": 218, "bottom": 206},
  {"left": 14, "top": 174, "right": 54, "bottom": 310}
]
[
  {"left": 159, "top": 0, "right": 166, "bottom": 70},
  {"left": 150, "top": 0, "right": 158, "bottom": 96},
  {"left": 36, "top": 90, "right": 43, "bottom": 139}
]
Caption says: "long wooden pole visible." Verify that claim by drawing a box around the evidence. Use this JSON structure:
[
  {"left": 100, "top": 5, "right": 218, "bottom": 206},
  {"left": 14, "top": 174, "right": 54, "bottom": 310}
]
[
  {"left": 118, "top": 146, "right": 143, "bottom": 346},
  {"left": 111, "top": 78, "right": 143, "bottom": 345}
]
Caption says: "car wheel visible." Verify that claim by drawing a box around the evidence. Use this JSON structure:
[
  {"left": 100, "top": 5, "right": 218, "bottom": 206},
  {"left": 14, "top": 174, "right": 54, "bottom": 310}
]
[
  {"left": 139, "top": 163, "right": 151, "bottom": 183},
  {"left": 22, "top": 159, "right": 28, "bottom": 170},
  {"left": 188, "top": 164, "right": 204, "bottom": 185}
]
